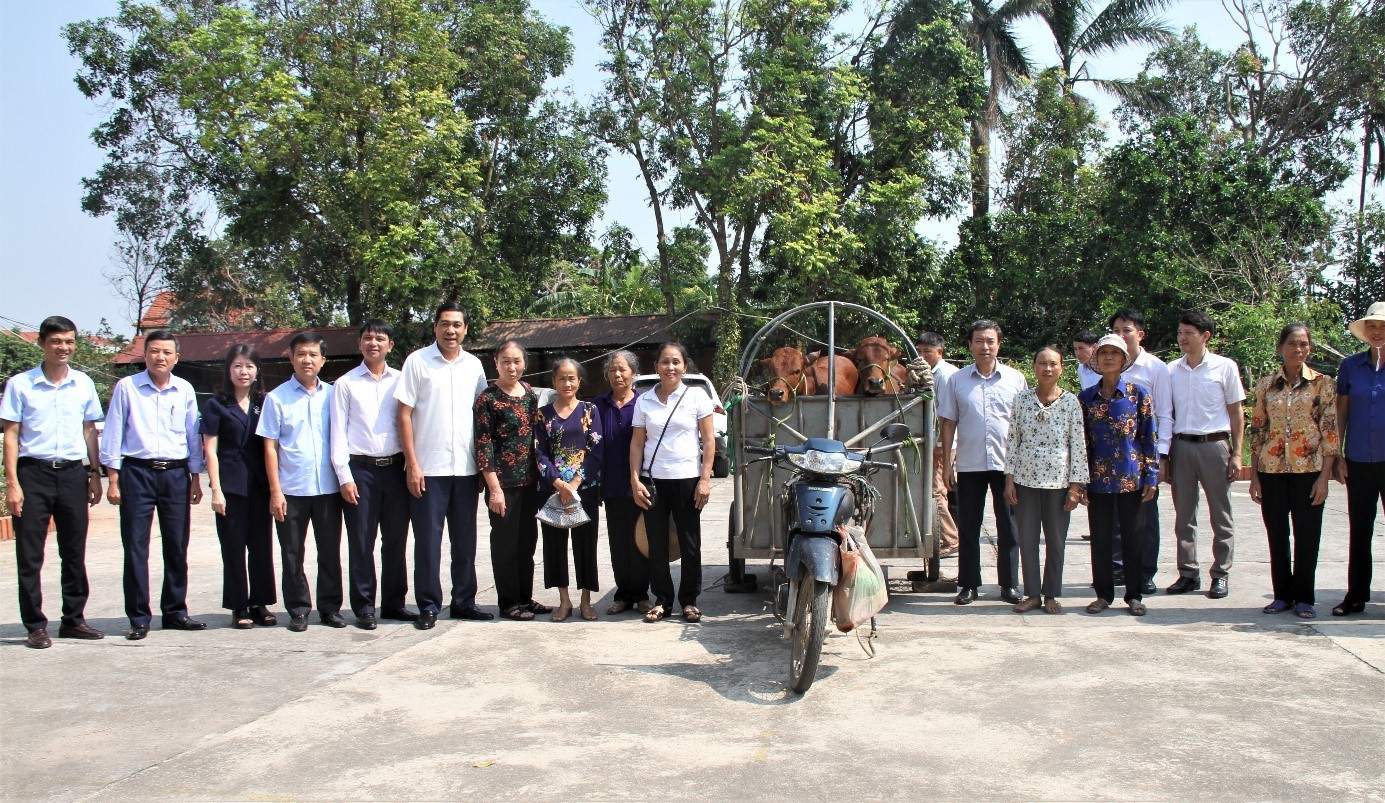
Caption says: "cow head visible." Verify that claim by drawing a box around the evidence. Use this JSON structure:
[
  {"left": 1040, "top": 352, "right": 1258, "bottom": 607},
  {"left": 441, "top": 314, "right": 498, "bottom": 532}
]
[
  {"left": 760, "top": 346, "right": 814, "bottom": 404},
  {"left": 852, "top": 336, "right": 904, "bottom": 395}
]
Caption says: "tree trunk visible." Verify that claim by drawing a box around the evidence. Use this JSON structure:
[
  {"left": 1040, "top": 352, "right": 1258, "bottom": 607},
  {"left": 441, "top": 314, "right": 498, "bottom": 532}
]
[{"left": 969, "top": 117, "right": 991, "bottom": 217}]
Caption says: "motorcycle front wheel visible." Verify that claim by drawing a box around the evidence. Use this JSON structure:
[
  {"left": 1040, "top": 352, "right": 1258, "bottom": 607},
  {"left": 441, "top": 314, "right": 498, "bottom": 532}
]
[{"left": 789, "top": 569, "right": 830, "bottom": 693}]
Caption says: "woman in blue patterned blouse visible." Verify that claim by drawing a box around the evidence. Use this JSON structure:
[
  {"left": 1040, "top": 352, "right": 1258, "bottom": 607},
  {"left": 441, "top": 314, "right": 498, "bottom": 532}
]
[
  {"left": 1078, "top": 334, "right": 1160, "bottom": 616},
  {"left": 535, "top": 358, "right": 604, "bottom": 621}
]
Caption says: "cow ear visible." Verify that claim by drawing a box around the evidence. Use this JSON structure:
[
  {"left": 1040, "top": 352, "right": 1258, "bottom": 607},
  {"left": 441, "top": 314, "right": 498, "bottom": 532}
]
[
  {"left": 806, "top": 351, "right": 820, "bottom": 361},
  {"left": 843, "top": 348, "right": 857, "bottom": 361},
  {"left": 890, "top": 345, "right": 903, "bottom": 358},
  {"left": 759, "top": 357, "right": 771, "bottom": 369}
]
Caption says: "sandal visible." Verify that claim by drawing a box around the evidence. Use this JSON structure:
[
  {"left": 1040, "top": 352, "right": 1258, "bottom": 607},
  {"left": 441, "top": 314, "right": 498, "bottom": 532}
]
[
  {"left": 1085, "top": 599, "right": 1109, "bottom": 615},
  {"left": 501, "top": 605, "right": 535, "bottom": 621},
  {"left": 232, "top": 609, "right": 254, "bottom": 629},
  {"left": 249, "top": 605, "right": 278, "bottom": 627},
  {"left": 526, "top": 601, "right": 554, "bottom": 615},
  {"left": 682, "top": 605, "right": 702, "bottom": 623},
  {"left": 1295, "top": 603, "right": 1317, "bottom": 619},
  {"left": 580, "top": 606, "right": 598, "bottom": 621},
  {"left": 635, "top": 600, "right": 653, "bottom": 614},
  {"left": 551, "top": 604, "right": 572, "bottom": 622},
  {"left": 607, "top": 600, "right": 631, "bottom": 615},
  {"left": 1043, "top": 597, "right": 1062, "bottom": 615},
  {"left": 1262, "top": 600, "right": 1292, "bottom": 614},
  {"left": 643, "top": 605, "right": 667, "bottom": 623}
]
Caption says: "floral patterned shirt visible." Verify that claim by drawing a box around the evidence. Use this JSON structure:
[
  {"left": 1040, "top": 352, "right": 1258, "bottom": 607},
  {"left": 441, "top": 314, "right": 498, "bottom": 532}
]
[
  {"left": 1078, "top": 381, "right": 1160, "bottom": 494},
  {"left": 536, "top": 401, "right": 604, "bottom": 491},
  {"left": 1004, "top": 389, "right": 1089, "bottom": 490},
  {"left": 1248, "top": 366, "right": 1338, "bottom": 474},
  {"left": 473, "top": 383, "right": 538, "bottom": 488}
]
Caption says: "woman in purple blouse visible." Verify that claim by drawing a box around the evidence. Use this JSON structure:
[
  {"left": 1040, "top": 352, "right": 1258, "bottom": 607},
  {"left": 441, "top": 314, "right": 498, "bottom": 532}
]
[
  {"left": 535, "top": 357, "right": 604, "bottom": 621},
  {"left": 593, "top": 350, "right": 649, "bottom": 614}
]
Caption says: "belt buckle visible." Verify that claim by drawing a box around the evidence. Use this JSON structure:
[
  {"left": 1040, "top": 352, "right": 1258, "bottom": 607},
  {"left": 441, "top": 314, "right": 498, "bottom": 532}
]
[
  {"left": 374, "top": 457, "right": 392, "bottom": 467},
  {"left": 152, "top": 460, "right": 171, "bottom": 471}
]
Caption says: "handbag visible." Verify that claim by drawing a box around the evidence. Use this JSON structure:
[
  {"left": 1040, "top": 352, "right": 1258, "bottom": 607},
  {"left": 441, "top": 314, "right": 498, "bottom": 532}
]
[
  {"left": 638, "top": 387, "right": 687, "bottom": 509},
  {"left": 536, "top": 490, "right": 591, "bottom": 529}
]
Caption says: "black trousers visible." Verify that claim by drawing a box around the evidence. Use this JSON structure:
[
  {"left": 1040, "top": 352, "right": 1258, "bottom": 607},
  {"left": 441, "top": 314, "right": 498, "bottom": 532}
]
[
  {"left": 605, "top": 495, "right": 649, "bottom": 603},
  {"left": 410, "top": 474, "right": 479, "bottom": 614},
  {"left": 542, "top": 490, "right": 601, "bottom": 591},
  {"left": 955, "top": 470, "right": 1019, "bottom": 591},
  {"left": 216, "top": 486, "right": 276, "bottom": 610},
  {"left": 1111, "top": 490, "right": 1161, "bottom": 581},
  {"left": 342, "top": 461, "right": 410, "bottom": 616},
  {"left": 488, "top": 483, "right": 540, "bottom": 611},
  {"left": 647, "top": 477, "right": 702, "bottom": 608},
  {"left": 1088, "top": 491, "right": 1146, "bottom": 603},
  {"left": 276, "top": 493, "right": 343, "bottom": 618},
  {"left": 1259, "top": 471, "right": 1325, "bottom": 605},
  {"left": 117, "top": 463, "right": 191, "bottom": 626},
  {"left": 13, "top": 462, "right": 91, "bottom": 631},
  {"left": 1343, "top": 459, "right": 1385, "bottom": 605}
]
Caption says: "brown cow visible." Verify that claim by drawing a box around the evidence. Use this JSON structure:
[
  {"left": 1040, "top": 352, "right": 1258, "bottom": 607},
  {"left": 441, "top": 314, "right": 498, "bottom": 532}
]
[
  {"left": 806, "top": 351, "right": 859, "bottom": 396},
  {"left": 759, "top": 346, "right": 816, "bottom": 405},
  {"left": 846, "top": 336, "right": 906, "bottom": 395}
]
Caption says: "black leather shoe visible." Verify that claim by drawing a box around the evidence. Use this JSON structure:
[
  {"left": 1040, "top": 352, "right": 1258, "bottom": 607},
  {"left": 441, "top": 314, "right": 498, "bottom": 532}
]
[
  {"left": 380, "top": 607, "right": 420, "bottom": 622},
  {"left": 1165, "top": 576, "right": 1201, "bottom": 595},
  {"left": 126, "top": 625, "right": 149, "bottom": 641},
  {"left": 26, "top": 629, "right": 52, "bottom": 649},
  {"left": 287, "top": 615, "right": 308, "bottom": 632},
  {"left": 162, "top": 616, "right": 207, "bottom": 631},
  {"left": 321, "top": 612, "right": 348, "bottom": 628},
  {"left": 1000, "top": 587, "right": 1022, "bottom": 605},
  {"left": 1208, "top": 577, "right": 1229, "bottom": 599},
  {"left": 58, "top": 622, "right": 105, "bottom": 640},
  {"left": 415, "top": 610, "right": 437, "bottom": 630},
  {"left": 954, "top": 588, "right": 978, "bottom": 605},
  {"left": 1141, "top": 580, "right": 1157, "bottom": 595},
  {"left": 356, "top": 614, "right": 377, "bottom": 630},
  {"left": 449, "top": 605, "right": 494, "bottom": 621}
]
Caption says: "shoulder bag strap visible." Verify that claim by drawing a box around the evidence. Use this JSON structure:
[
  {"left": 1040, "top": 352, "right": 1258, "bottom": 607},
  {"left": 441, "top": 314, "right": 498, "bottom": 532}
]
[{"left": 641, "top": 387, "right": 687, "bottom": 476}]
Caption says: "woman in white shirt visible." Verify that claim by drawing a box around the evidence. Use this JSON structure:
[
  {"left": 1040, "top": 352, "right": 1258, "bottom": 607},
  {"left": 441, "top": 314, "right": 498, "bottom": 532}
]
[
  {"left": 1004, "top": 347, "right": 1089, "bottom": 614},
  {"left": 629, "top": 343, "right": 716, "bottom": 623}
]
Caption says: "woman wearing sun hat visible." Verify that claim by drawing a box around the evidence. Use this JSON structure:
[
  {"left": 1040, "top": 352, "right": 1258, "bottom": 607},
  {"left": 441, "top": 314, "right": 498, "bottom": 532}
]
[{"left": 1332, "top": 302, "right": 1385, "bottom": 617}]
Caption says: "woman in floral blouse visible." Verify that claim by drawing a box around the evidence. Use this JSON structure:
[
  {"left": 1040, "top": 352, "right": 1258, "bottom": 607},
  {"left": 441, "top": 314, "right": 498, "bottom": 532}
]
[
  {"left": 536, "top": 357, "right": 604, "bottom": 621},
  {"left": 1248, "top": 323, "right": 1338, "bottom": 619},
  {"left": 1004, "top": 347, "right": 1089, "bottom": 614},
  {"left": 474, "top": 341, "right": 549, "bottom": 622},
  {"left": 1078, "top": 335, "right": 1160, "bottom": 616}
]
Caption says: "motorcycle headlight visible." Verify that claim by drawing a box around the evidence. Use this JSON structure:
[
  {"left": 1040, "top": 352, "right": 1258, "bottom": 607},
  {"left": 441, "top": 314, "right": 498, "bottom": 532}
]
[{"left": 787, "top": 449, "right": 864, "bottom": 475}]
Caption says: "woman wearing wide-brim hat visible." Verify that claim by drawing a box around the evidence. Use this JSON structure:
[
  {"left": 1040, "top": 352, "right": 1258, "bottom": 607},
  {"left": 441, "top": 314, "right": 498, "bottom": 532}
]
[{"left": 1332, "top": 302, "right": 1385, "bottom": 616}]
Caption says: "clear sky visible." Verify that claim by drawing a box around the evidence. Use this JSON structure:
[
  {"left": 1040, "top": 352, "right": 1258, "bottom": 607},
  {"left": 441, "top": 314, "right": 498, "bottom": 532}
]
[{"left": 0, "top": 1, "right": 1256, "bottom": 337}]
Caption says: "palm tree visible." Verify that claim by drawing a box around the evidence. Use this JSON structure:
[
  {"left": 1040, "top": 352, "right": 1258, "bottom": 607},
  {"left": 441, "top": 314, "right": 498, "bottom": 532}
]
[
  {"left": 965, "top": 0, "right": 1045, "bottom": 217},
  {"left": 1039, "top": 0, "right": 1175, "bottom": 107}
]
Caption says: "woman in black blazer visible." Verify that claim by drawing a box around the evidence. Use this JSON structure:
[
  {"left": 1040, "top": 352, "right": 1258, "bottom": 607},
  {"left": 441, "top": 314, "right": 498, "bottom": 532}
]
[{"left": 202, "top": 344, "right": 276, "bottom": 628}]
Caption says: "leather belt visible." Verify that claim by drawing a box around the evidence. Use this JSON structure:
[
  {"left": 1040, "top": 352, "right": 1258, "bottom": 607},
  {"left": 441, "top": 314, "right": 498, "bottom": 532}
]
[
  {"left": 350, "top": 453, "right": 402, "bottom": 467},
  {"left": 123, "top": 457, "right": 190, "bottom": 471},
  {"left": 18, "top": 457, "right": 84, "bottom": 471},
  {"left": 1174, "top": 432, "right": 1230, "bottom": 443}
]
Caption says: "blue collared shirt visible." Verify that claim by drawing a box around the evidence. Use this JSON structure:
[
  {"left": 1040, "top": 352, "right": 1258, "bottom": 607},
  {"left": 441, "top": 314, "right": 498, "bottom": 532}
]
[
  {"left": 99, "top": 371, "right": 205, "bottom": 472},
  {"left": 256, "top": 377, "right": 339, "bottom": 496},
  {"left": 1337, "top": 350, "right": 1385, "bottom": 463},
  {"left": 937, "top": 362, "right": 1028, "bottom": 472},
  {"left": 0, "top": 365, "right": 103, "bottom": 461}
]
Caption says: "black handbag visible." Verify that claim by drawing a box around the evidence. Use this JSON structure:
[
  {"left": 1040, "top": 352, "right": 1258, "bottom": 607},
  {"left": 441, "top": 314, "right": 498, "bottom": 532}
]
[{"left": 639, "top": 387, "right": 686, "bottom": 507}]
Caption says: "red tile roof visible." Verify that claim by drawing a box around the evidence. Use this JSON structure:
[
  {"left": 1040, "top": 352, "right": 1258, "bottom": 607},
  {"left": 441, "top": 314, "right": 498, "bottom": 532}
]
[
  {"left": 136, "top": 291, "right": 179, "bottom": 332},
  {"left": 113, "top": 327, "right": 360, "bottom": 364},
  {"left": 468, "top": 314, "right": 677, "bottom": 350}
]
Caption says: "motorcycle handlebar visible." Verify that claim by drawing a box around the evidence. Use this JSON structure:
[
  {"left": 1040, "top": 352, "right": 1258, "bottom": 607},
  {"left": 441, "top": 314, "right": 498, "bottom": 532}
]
[
  {"left": 744, "top": 445, "right": 775, "bottom": 455},
  {"left": 864, "top": 460, "right": 896, "bottom": 471}
]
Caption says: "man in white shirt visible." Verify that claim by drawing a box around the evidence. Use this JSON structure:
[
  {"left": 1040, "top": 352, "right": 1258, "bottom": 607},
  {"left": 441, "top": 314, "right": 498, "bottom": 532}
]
[
  {"left": 331, "top": 320, "right": 414, "bottom": 629},
  {"left": 938, "top": 320, "right": 1027, "bottom": 605},
  {"left": 1166, "top": 310, "right": 1245, "bottom": 599},
  {"left": 917, "top": 331, "right": 958, "bottom": 557},
  {"left": 1072, "top": 329, "right": 1101, "bottom": 390},
  {"left": 395, "top": 303, "right": 491, "bottom": 629},
  {"left": 1109, "top": 308, "right": 1174, "bottom": 594}
]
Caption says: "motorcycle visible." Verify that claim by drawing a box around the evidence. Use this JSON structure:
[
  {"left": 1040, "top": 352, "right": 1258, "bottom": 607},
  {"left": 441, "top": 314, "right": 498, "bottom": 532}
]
[{"left": 747, "top": 422, "right": 911, "bottom": 693}]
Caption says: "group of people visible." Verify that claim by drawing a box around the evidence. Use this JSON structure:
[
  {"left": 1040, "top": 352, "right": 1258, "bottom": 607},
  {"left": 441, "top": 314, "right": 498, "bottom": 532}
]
[
  {"left": 917, "top": 303, "right": 1385, "bottom": 619},
  {"left": 5, "top": 304, "right": 719, "bottom": 648}
]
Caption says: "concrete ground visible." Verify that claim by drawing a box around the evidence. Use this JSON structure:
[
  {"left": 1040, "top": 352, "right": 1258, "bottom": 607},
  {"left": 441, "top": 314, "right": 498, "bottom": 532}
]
[{"left": 1, "top": 477, "right": 1382, "bottom": 801}]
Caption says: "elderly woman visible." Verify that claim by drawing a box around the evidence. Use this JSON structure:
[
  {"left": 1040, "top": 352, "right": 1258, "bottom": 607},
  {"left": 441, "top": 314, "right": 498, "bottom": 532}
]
[
  {"left": 1333, "top": 302, "right": 1385, "bottom": 617},
  {"left": 594, "top": 350, "right": 649, "bottom": 614},
  {"left": 535, "top": 357, "right": 604, "bottom": 621},
  {"left": 474, "top": 340, "right": 549, "bottom": 621},
  {"left": 630, "top": 343, "right": 716, "bottom": 623},
  {"left": 202, "top": 344, "right": 276, "bottom": 628},
  {"left": 1003, "top": 346, "right": 1088, "bottom": 614},
  {"left": 1248, "top": 323, "right": 1338, "bottom": 619}
]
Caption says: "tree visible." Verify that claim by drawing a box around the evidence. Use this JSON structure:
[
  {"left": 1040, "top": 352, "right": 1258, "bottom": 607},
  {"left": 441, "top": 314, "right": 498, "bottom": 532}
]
[
  {"left": 962, "top": 0, "right": 1043, "bottom": 216},
  {"left": 1039, "top": 0, "right": 1175, "bottom": 106}
]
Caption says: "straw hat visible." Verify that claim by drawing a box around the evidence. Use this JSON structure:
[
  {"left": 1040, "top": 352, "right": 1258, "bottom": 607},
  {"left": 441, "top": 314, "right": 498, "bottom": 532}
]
[
  {"left": 1348, "top": 301, "right": 1385, "bottom": 342},
  {"left": 1088, "top": 333, "right": 1135, "bottom": 373},
  {"left": 634, "top": 511, "right": 680, "bottom": 562}
]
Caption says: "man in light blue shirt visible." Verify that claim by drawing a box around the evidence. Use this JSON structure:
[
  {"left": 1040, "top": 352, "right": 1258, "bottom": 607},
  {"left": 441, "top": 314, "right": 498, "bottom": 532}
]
[
  {"left": 2, "top": 316, "right": 105, "bottom": 648},
  {"left": 257, "top": 331, "right": 343, "bottom": 632},
  {"left": 100, "top": 330, "right": 206, "bottom": 640},
  {"left": 918, "top": 331, "right": 959, "bottom": 557},
  {"left": 938, "top": 320, "right": 1028, "bottom": 605}
]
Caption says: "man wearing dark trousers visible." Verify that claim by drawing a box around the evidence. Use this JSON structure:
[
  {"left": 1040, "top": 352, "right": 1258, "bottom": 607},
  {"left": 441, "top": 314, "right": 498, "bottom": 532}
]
[
  {"left": 938, "top": 320, "right": 1027, "bottom": 605},
  {"left": 396, "top": 302, "right": 491, "bottom": 629},
  {"left": 2, "top": 316, "right": 106, "bottom": 648},
  {"left": 259, "top": 331, "right": 343, "bottom": 632},
  {"left": 330, "top": 320, "right": 415, "bottom": 629},
  {"left": 100, "top": 329, "right": 205, "bottom": 640}
]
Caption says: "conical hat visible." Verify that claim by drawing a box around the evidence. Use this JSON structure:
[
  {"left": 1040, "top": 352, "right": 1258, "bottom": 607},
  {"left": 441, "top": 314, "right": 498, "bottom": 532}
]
[{"left": 634, "top": 510, "right": 681, "bottom": 562}]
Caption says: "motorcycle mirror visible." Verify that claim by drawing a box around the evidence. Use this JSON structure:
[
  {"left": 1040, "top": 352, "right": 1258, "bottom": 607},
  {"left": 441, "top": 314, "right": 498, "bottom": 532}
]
[{"left": 882, "top": 423, "right": 912, "bottom": 441}]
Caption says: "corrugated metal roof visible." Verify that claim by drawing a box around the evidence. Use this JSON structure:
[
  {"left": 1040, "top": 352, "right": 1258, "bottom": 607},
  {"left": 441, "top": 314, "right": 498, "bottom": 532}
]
[
  {"left": 113, "top": 327, "right": 360, "bottom": 364},
  {"left": 469, "top": 314, "right": 677, "bottom": 351}
]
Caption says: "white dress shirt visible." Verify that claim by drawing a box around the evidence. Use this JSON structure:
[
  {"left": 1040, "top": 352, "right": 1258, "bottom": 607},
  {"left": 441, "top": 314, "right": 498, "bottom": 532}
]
[
  {"left": 330, "top": 362, "right": 402, "bottom": 485},
  {"left": 1076, "top": 363, "right": 1101, "bottom": 390},
  {"left": 1169, "top": 351, "right": 1246, "bottom": 435},
  {"left": 937, "top": 362, "right": 1027, "bottom": 473},
  {"left": 393, "top": 343, "right": 487, "bottom": 477},
  {"left": 1120, "top": 349, "right": 1173, "bottom": 456},
  {"left": 99, "top": 371, "right": 204, "bottom": 473}
]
